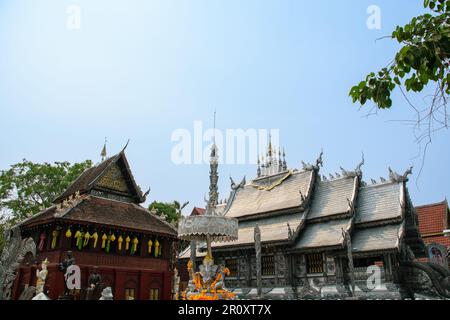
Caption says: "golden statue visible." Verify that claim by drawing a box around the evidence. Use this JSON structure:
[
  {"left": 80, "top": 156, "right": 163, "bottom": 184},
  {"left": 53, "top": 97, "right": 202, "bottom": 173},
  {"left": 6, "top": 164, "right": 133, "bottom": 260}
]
[{"left": 35, "top": 258, "right": 49, "bottom": 294}]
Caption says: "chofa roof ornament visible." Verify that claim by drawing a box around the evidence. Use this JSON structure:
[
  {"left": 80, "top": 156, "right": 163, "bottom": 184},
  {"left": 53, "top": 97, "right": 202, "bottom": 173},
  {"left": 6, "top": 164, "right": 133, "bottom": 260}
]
[
  {"left": 389, "top": 166, "right": 413, "bottom": 183},
  {"left": 301, "top": 149, "right": 323, "bottom": 171},
  {"left": 230, "top": 176, "right": 246, "bottom": 191},
  {"left": 340, "top": 153, "right": 365, "bottom": 178}
]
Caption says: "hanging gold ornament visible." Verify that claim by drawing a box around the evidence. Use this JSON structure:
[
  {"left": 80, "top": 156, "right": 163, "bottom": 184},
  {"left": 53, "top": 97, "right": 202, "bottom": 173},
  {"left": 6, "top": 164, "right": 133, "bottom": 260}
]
[
  {"left": 83, "top": 231, "right": 91, "bottom": 247},
  {"left": 154, "top": 240, "right": 160, "bottom": 257},
  {"left": 101, "top": 233, "right": 107, "bottom": 249},
  {"left": 74, "top": 230, "right": 83, "bottom": 249},
  {"left": 92, "top": 232, "right": 99, "bottom": 248},
  {"left": 118, "top": 235, "right": 123, "bottom": 251},
  {"left": 125, "top": 236, "right": 131, "bottom": 251},
  {"left": 65, "top": 228, "right": 72, "bottom": 238},
  {"left": 147, "top": 239, "right": 153, "bottom": 254},
  {"left": 51, "top": 230, "right": 59, "bottom": 249},
  {"left": 131, "top": 237, "right": 139, "bottom": 255}
]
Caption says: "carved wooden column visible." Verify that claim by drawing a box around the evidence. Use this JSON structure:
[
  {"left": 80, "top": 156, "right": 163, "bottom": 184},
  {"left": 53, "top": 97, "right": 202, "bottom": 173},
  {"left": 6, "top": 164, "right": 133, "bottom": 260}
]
[
  {"left": 190, "top": 241, "right": 197, "bottom": 272},
  {"left": 335, "top": 257, "right": 344, "bottom": 284},
  {"left": 246, "top": 251, "right": 252, "bottom": 287},
  {"left": 254, "top": 224, "right": 262, "bottom": 298}
]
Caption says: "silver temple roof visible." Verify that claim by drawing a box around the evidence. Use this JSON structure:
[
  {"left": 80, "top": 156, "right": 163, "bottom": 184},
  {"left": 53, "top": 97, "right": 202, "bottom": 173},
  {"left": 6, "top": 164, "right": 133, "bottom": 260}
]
[
  {"left": 183, "top": 154, "right": 422, "bottom": 256},
  {"left": 354, "top": 182, "right": 404, "bottom": 225},
  {"left": 224, "top": 170, "right": 314, "bottom": 219},
  {"left": 306, "top": 176, "right": 357, "bottom": 221}
]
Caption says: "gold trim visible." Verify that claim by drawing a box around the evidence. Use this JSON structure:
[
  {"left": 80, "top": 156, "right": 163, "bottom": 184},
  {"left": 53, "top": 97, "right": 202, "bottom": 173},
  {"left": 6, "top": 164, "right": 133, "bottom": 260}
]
[{"left": 248, "top": 170, "right": 293, "bottom": 191}]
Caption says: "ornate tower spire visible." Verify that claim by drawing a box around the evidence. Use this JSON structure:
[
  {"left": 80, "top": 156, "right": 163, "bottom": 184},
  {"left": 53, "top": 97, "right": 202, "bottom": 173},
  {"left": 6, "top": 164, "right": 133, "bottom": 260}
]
[
  {"left": 257, "top": 154, "right": 261, "bottom": 177},
  {"left": 101, "top": 138, "right": 107, "bottom": 161},
  {"left": 208, "top": 111, "right": 219, "bottom": 209},
  {"left": 278, "top": 147, "right": 283, "bottom": 173},
  {"left": 282, "top": 147, "right": 287, "bottom": 171}
]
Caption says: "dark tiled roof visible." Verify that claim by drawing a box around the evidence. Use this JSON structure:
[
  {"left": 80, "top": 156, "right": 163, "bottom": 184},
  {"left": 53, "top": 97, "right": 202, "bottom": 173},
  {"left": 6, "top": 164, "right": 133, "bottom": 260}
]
[
  {"left": 20, "top": 196, "right": 177, "bottom": 237},
  {"left": 53, "top": 156, "right": 117, "bottom": 203},
  {"left": 53, "top": 152, "right": 144, "bottom": 204},
  {"left": 17, "top": 206, "right": 57, "bottom": 226}
]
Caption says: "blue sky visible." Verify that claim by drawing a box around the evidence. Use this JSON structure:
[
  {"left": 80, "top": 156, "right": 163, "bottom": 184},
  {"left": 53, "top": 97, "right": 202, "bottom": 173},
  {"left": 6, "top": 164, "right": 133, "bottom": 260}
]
[{"left": 0, "top": 0, "right": 448, "bottom": 213}]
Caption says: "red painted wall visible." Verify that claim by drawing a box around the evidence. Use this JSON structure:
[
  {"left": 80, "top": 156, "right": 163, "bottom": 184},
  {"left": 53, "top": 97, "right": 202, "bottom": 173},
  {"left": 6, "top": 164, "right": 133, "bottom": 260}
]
[{"left": 13, "top": 249, "right": 173, "bottom": 300}]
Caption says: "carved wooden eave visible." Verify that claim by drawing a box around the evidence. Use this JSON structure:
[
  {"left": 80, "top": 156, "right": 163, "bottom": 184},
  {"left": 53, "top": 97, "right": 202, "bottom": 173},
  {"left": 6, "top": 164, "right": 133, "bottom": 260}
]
[
  {"left": 395, "top": 221, "right": 406, "bottom": 252},
  {"left": 337, "top": 248, "right": 399, "bottom": 259},
  {"left": 287, "top": 244, "right": 344, "bottom": 254},
  {"left": 353, "top": 216, "right": 404, "bottom": 229},
  {"left": 399, "top": 181, "right": 406, "bottom": 216},
  {"left": 305, "top": 210, "right": 353, "bottom": 224},
  {"left": 298, "top": 169, "right": 317, "bottom": 212},
  {"left": 211, "top": 240, "right": 290, "bottom": 252},
  {"left": 15, "top": 206, "right": 56, "bottom": 229},
  {"left": 287, "top": 212, "right": 308, "bottom": 244},
  {"left": 20, "top": 214, "right": 178, "bottom": 239}
]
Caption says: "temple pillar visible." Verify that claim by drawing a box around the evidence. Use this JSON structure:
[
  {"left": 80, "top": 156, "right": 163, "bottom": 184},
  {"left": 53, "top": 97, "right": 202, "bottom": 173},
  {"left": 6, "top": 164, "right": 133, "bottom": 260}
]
[
  {"left": 384, "top": 253, "right": 393, "bottom": 282},
  {"left": 246, "top": 252, "right": 252, "bottom": 287},
  {"left": 335, "top": 257, "right": 344, "bottom": 284}
]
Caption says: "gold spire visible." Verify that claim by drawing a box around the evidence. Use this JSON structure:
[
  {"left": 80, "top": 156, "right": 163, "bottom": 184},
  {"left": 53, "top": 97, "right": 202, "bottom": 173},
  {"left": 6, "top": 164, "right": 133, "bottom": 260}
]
[{"left": 267, "top": 134, "right": 272, "bottom": 156}]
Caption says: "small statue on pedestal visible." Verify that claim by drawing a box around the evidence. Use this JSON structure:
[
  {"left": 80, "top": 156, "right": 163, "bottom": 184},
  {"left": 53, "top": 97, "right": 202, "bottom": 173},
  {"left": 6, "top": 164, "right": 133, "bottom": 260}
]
[
  {"left": 58, "top": 251, "right": 76, "bottom": 299},
  {"left": 35, "top": 258, "right": 49, "bottom": 295},
  {"left": 86, "top": 266, "right": 102, "bottom": 300}
]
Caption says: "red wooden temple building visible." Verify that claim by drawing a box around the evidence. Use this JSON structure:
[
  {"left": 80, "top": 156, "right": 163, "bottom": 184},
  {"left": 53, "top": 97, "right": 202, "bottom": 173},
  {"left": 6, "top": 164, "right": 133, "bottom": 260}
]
[
  {"left": 12, "top": 149, "right": 178, "bottom": 300},
  {"left": 416, "top": 200, "right": 450, "bottom": 267}
]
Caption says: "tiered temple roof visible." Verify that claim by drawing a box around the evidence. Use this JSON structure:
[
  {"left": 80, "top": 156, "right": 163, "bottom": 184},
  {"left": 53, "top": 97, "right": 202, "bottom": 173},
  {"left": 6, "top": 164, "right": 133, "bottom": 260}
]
[
  {"left": 18, "top": 151, "right": 177, "bottom": 238},
  {"left": 182, "top": 144, "right": 425, "bottom": 258}
]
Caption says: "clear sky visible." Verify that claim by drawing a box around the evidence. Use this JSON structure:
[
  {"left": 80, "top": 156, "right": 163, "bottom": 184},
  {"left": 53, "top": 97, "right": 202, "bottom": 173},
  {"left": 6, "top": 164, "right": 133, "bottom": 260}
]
[{"left": 0, "top": 0, "right": 448, "bottom": 214}]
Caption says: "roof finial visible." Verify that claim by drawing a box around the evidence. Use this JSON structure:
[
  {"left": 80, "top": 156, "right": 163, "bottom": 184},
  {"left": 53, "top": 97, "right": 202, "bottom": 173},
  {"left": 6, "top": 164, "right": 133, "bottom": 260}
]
[
  {"left": 101, "top": 137, "right": 107, "bottom": 161},
  {"left": 121, "top": 139, "right": 130, "bottom": 153},
  {"left": 213, "top": 108, "right": 217, "bottom": 145},
  {"left": 257, "top": 154, "right": 261, "bottom": 177},
  {"left": 208, "top": 110, "right": 219, "bottom": 209},
  {"left": 267, "top": 133, "right": 272, "bottom": 157}
]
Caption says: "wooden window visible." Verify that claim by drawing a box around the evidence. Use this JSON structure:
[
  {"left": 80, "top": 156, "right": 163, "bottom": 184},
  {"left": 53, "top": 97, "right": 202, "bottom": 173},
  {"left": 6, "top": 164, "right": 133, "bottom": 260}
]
[
  {"left": 149, "top": 288, "right": 159, "bottom": 300},
  {"left": 261, "top": 256, "right": 275, "bottom": 276},
  {"left": 306, "top": 253, "right": 324, "bottom": 274},
  {"left": 125, "top": 288, "right": 135, "bottom": 300},
  {"left": 226, "top": 259, "right": 238, "bottom": 277}
]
